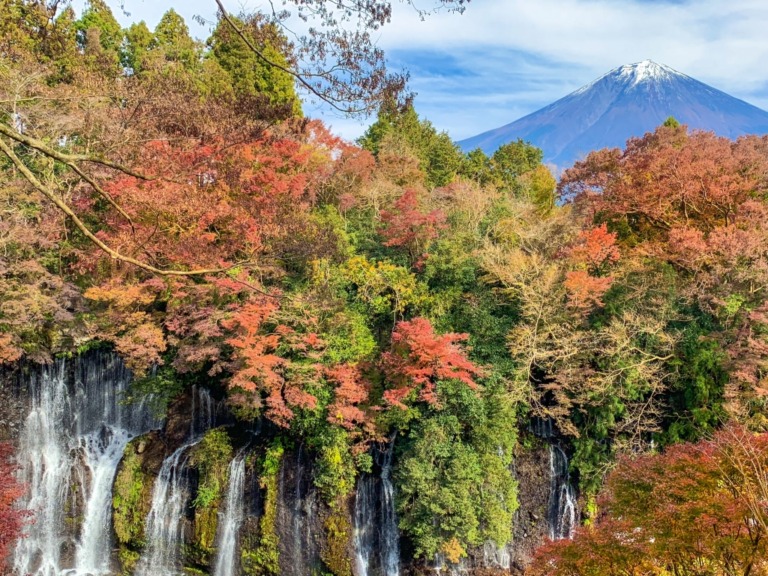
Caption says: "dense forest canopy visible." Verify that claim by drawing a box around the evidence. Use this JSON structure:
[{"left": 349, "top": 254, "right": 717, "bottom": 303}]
[{"left": 1, "top": 1, "right": 768, "bottom": 573}]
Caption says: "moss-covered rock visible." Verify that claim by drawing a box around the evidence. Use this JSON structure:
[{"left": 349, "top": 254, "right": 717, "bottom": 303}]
[
  {"left": 112, "top": 434, "right": 157, "bottom": 573},
  {"left": 242, "top": 441, "right": 282, "bottom": 576},
  {"left": 320, "top": 500, "right": 353, "bottom": 576},
  {"left": 186, "top": 427, "right": 234, "bottom": 569}
]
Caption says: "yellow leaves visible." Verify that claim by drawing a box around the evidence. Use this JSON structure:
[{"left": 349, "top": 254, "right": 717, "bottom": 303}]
[
  {"left": 340, "top": 255, "right": 427, "bottom": 317},
  {"left": 84, "top": 282, "right": 158, "bottom": 310},
  {"left": 112, "top": 322, "right": 167, "bottom": 375},
  {"left": 440, "top": 537, "right": 466, "bottom": 564},
  {"left": 84, "top": 280, "right": 167, "bottom": 375}
]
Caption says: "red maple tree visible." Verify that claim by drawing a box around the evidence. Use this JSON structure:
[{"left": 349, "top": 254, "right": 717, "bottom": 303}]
[
  {"left": 380, "top": 188, "right": 446, "bottom": 267},
  {"left": 0, "top": 442, "right": 29, "bottom": 567},
  {"left": 381, "top": 317, "right": 482, "bottom": 408}
]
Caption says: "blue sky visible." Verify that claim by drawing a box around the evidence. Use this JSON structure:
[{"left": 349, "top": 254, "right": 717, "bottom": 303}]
[{"left": 91, "top": 0, "right": 768, "bottom": 142}]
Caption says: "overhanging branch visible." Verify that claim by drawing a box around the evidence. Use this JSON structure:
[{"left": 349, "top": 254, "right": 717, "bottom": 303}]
[{"left": 0, "top": 136, "right": 233, "bottom": 277}]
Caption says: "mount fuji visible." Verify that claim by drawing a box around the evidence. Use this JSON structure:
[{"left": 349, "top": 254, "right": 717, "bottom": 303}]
[{"left": 458, "top": 60, "right": 768, "bottom": 169}]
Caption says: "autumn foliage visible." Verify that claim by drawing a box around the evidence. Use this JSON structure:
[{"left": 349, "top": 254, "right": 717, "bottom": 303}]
[
  {"left": 529, "top": 425, "right": 768, "bottom": 576},
  {"left": 380, "top": 188, "right": 446, "bottom": 267},
  {"left": 0, "top": 442, "right": 29, "bottom": 567},
  {"left": 7, "top": 8, "right": 768, "bottom": 567},
  {"left": 381, "top": 317, "right": 482, "bottom": 408},
  {"left": 562, "top": 125, "right": 768, "bottom": 420}
]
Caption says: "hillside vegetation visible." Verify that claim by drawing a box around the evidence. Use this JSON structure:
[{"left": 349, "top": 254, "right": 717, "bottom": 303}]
[{"left": 2, "top": 2, "right": 768, "bottom": 573}]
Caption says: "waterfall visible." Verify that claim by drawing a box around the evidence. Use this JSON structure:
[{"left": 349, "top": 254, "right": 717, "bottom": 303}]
[
  {"left": 481, "top": 541, "right": 511, "bottom": 570},
  {"left": 530, "top": 417, "right": 556, "bottom": 439},
  {"left": 134, "top": 442, "right": 197, "bottom": 576},
  {"left": 548, "top": 445, "right": 577, "bottom": 540},
  {"left": 379, "top": 442, "right": 400, "bottom": 576},
  {"left": 74, "top": 428, "right": 133, "bottom": 571},
  {"left": 13, "top": 353, "right": 161, "bottom": 576},
  {"left": 135, "top": 386, "right": 217, "bottom": 576},
  {"left": 352, "top": 469, "right": 376, "bottom": 575},
  {"left": 352, "top": 440, "right": 400, "bottom": 576},
  {"left": 190, "top": 385, "right": 215, "bottom": 437},
  {"left": 213, "top": 456, "right": 247, "bottom": 576}
]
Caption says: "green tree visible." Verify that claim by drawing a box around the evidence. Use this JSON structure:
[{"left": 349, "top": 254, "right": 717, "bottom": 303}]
[
  {"left": 208, "top": 14, "right": 301, "bottom": 116},
  {"left": 75, "top": 0, "right": 122, "bottom": 53},
  {"left": 151, "top": 9, "right": 200, "bottom": 70},
  {"left": 395, "top": 380, "right": 518, "bottom": 562},
  {"left": 122, "top": 21, "right": 152, "bottom": 74},
  {"left": 489, "top": 139, "right": 543, "bottom": 194},
  {"left": 359, "top": 104, "right": 465, "bottom": 188}
]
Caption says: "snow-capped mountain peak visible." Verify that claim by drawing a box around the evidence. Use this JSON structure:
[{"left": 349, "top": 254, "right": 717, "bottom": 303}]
[
  {"left": 458, "top": 61, "right": 768, "bottom": 170},
  {"left": 618, "top": 60, "right": 676, "bottom": 84}
]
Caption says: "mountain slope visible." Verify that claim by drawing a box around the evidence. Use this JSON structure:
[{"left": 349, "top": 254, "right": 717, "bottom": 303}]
[{"left": 458, "top": 60, "right": 768, "bottom": 169}]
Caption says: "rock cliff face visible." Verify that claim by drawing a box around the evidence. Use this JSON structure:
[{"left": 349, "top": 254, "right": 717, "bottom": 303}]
[
  {"left": 0, "top": 362, "right": 28, "bottom": 443},
  {"left": 6, "top": 352, "right": 576, "bottom": 576},
  {"left": 509, "top": 445, "right": 556, "bottom": 572}
]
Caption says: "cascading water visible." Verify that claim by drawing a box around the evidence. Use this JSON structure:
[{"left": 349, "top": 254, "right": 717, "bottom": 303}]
[
  {"left": 190, "top": 385, "right": 215, "bottom": 437},
  {"left": 481, "top": 541, "right": 511, "bottom": 570},
  {"left": 352, "top": 440, "right": 400, "bottom": 576},
  {"left": 548, "top": 445, "right": 577, "bottom": 540},
  {"left": 378, "top": 442, "right": 400, "bottom": 576},
  {"left": 213, "top": 455, "right": 247, "bottom": 576},
  {"left": 74, "top": 428, "right": 134, "bottom": 571},
  {"left": 352, "top": 468, "right": 376, "bottom": 576},
  {"left": 135, "top": 386, "right": 217, "bottom": 576},
  {"left": 13, "top": 353, "right": 161, "bottom": 576},
  {"left": 134, "top": 442, "right": 197, "bottom": 576}
]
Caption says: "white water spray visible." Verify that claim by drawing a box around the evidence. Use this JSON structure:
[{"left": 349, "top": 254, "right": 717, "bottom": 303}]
[
  {"left": 352, "top": 440, "right": 400, "bottom": 576},
  {"left": 548, "top": 445, "right": 577, "bottom": 540},
  {"left": 134, "top": 386, "right": 217, "bottom": 575},
  {"left": 213, "top": 456, "right": 247, "bottom": 576},
  {"left": 13, "top": 353, "right": 160, "bottom": 576}
]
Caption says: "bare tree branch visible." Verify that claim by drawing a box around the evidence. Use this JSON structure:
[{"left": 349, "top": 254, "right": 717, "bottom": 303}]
[{"left": 0, "top": 122, "right": 152, "bottom": 180}]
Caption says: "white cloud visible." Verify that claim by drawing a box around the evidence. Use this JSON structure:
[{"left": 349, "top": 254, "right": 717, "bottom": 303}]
[
  {"left": 365, "top": 0, "right": 768, "bottom": 139},
  {"left": 89, "top": 1, "right": 768, "bottom": 140}
]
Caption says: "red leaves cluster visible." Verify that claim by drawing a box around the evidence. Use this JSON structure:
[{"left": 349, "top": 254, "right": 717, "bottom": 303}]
[
  {"left": 563, "top": 271, "right": 614, "bottom": 312},
  {"left": 381, "top": 317, "right": 482, "bottom": 408},
  {"left": 561, "top": 127, "right": 768, "bottom": 236},
  {"left": 529, "top": 424, "right": 768, "bottom": 576},
  {"left": 81, "top": 127, "right": 337, "bottom": 281},
  {"left": 567, "top": 224, "right": 620, "bottom": 273},
  {"left": 224, "top": 297, "right": 318, "bottom": 428},
  {"left": 0, "top": 442, "right": 30, "bottom": 566},
  {"left": 224, "top": 296, "right": 373, "bottom": 431},
  {"left": 563, "top": 224, "right": 620, "bottom": 312},
  {"left": 380, "top": 188, "right": 446, "bottom": 267},
  {"left": 325, "top": 364, "right": 370, "bottom": 430}
]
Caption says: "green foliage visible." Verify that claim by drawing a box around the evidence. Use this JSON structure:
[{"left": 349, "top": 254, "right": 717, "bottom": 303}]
[
  {"left": 151, "top": 9, "right": 200, "bottom": 69},
  {"left": 662, "top": 318, "right": 728, "bottom": 444},
  {"left": 191, "top": 428, "right": 234, "bottom": 510},
  {"left": 112, "top": 436, "right": 154, "bottom": 572},
  {"left": 243, "top": 441, "right": 283, "bottom": 575},
  {"left": 339, "top": 255, "right": 428, "bottom": 323},
  {"left": 208, "top": 15, "right": 301, "bottom": 116},
  {"left": 313, "top": 427, "right": 358, "bottom": 503},
  {"left": 321, "top": 508, "right": 353, "bottom": 576},
  {"left": 122, "top": 21, "right": 153, "bottom": 73},
  {"left": 395, "top": 380, "right": 518, "bottom": 559},
  {"left": 75, "top": 0, "right": 122, "bottom": 71},
  {"left": 359, "top": 104, "right": 464, "bottom": 188},
  {"left": 124, "top": 366, "right": 185, "bottom": 419}
]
